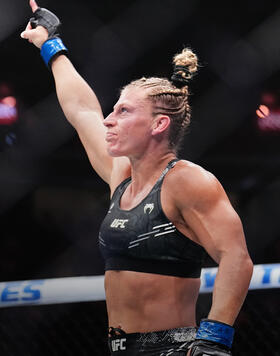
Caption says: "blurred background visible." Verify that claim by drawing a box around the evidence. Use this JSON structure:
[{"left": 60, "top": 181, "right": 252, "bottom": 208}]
[{"left": 0, "top": 0, "right": 279, "bottom": 355}]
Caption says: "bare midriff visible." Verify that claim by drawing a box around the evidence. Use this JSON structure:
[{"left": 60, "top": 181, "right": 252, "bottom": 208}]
[{"left": 105, "top": 270, "right": 201, "bottom": 333}]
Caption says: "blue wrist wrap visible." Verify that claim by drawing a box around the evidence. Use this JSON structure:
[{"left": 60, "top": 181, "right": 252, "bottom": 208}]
[
  {"left": 40, "top": 38, "right": 68, "bottom": 68},
  {"left": 196, "top": 319, "right": 235, "bottom": 348}
]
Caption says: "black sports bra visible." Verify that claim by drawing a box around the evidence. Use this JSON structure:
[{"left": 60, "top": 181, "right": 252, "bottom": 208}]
[{"left": 98, "top": 159, "right": 206, "bottom": 278}]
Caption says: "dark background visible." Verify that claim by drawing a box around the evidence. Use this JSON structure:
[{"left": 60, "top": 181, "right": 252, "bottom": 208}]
[{"left": 0, "top": 0, "right": 280, "bottom": 283}]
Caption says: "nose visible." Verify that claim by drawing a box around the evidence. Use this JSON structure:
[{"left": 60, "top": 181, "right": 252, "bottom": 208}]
[{"left": 103, "top": 112, "right": 116, "bottom": 127}]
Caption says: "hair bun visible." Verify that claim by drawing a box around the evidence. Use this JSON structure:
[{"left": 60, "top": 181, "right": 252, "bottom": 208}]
[
  {"left": 171, "top": 65, "right": 190, "bottom": 88},
  {"left": 171, "top": 48, "right": 198, "bottom": 89}
]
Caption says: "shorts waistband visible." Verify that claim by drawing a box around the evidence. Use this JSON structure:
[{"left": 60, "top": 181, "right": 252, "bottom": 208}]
[{"left": 108, "top": 326, "right": 197, "bottom": 344}]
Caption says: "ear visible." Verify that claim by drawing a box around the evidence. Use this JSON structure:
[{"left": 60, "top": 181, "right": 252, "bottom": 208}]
[{"left": 151, "top": 115, "right": 171, "bottom": 136}]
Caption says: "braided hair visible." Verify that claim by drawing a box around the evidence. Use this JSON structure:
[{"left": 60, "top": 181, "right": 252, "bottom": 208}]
[{"left": 123, "top": 48, "right": 198, "bottom": 151}]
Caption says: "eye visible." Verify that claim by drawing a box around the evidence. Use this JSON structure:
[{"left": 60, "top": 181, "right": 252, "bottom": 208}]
[{"left": 120, "top": 107, "right": 128, "bottom": 113}]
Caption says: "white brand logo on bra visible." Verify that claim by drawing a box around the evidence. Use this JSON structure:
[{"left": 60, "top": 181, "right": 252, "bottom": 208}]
[
  {"left": 110, "top": 219, "right": 129, "bottom": 229},
  {"left": 144, "top": 203, "right": 154, "bottom": 214},
  {"left": 111, "top": 338, "right": 126, "bottom": 351}
]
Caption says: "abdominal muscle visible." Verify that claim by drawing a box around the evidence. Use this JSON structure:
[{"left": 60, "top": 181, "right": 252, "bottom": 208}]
[{"left": 105, "top": 269, "right": 201, "bottom": 334}]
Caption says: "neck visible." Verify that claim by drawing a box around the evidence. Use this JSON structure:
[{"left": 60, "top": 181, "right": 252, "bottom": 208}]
[{"left": 128, "top": 149, "right": 176, "bottom": 194}]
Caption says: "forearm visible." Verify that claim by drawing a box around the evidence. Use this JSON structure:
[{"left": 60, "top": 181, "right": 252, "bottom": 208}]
[
  {"left": 51, "top": 55, "right": 103, "bottom": 128},
  {"left": 208, "top": 250, "right": 253, "bottom": 325}
]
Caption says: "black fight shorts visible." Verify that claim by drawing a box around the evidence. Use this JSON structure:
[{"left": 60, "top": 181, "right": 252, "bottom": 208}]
[{"left": 108, "top": 326, "right": 196, "bottom": 355}]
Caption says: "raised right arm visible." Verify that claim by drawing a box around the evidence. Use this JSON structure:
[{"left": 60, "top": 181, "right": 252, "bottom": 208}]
[
  {"left": 21, "top": 0, "right": 130, "bottom": 187},
  {"left": 52, "top": 56, "right": 131, "bottom": 187},
  {"left": 51, "top": 54, "right": 113, "bottom": 183}
]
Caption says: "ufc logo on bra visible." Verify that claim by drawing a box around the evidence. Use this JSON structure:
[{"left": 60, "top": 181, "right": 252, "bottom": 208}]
[
  {"left": 110, "top": 219, "right": 129, "bottom": 229},
  {"left": 111, "top": 338, "right": 127, "bottom": 351}
]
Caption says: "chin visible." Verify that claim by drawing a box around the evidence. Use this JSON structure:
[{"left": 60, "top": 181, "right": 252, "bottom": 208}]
[{"left": 107, "top": 146, "right": 125, "bottom": 157}]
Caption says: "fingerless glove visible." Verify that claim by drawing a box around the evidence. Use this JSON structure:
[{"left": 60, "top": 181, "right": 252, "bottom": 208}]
[{"left": 30, "top": 7, "right": 68, "bottom": 68}]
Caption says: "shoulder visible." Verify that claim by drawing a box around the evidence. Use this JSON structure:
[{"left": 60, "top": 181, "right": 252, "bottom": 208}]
[
  {"left": 165, "top": 160, "right": 227, "bottom": 209},
  {"left": 167, "top": 159, "right": 219, "bottom": 191}
]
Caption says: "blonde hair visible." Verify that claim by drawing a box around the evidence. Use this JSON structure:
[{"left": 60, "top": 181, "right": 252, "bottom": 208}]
[{"left": 123, "top": 48, "right": 198, "bottom": 151}]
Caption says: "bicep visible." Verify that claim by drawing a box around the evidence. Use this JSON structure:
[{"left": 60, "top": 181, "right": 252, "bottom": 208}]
[
  {"left": 189, "top": 199, "right": 246, "bottom": 262},
  {"left": 109, "top": 157, "right": 131, "bottom": 196},
  {"left": 75, "top": 111, "right": 113, "bottom": 183},
  {"left": 180, "top": 177, "right": 247, "bottom": 264}
]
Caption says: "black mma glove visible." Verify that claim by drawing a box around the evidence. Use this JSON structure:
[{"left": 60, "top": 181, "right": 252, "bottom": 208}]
[
  {"left": 190, "top": 340, "right": 232, "bottom": 356},
  {"left": 30, "top": 7, "right": 61, "bottom": 37},
  {"left": 29, "top": 7, "right": 68, "bottom": 68},
  {"left": 190, "top": 319, "right": 234, "bottom": 356}
]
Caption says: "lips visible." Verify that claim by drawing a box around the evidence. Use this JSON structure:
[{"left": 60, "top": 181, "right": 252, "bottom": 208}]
[{"left": 106, "top": 132, "right": 117, "bottom": 142}]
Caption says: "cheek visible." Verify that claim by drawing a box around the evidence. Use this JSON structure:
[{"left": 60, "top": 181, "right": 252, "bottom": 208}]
[
  {"left": 130, "top": 119, "right": 151, "bottom": 135},
  {"left": 127, "top": 127, "right": 147, "bottom": 143},
  {"left": 120, "top": 123, "right": 135, "bottom": 140},
  {"left": 120, "top": 116, "right": 152, "bottom": 143}
]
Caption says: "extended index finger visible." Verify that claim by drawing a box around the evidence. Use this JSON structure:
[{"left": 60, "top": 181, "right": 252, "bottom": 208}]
[{"left": 30, "top": 0, "right": 39, "bottom": 13}]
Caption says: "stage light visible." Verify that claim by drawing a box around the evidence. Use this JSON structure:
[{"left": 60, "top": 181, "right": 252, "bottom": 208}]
[
  {"left": 256, "top": 105, "right": 270, "bottom": 119},
  {"left": 0, "top": 101, "right": 18, "bottom": 125},
  {"left": 2, "top": 96, "right": 17, "bottom": 108},
  {"left": 256, "top": 91, "right": 280, "bottom": 133},
  {"left": 0, "top": 83, "right": 18, "bottom": 126}
]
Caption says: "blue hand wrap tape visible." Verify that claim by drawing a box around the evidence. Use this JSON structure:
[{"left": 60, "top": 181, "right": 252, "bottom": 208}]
[
  {"left": 40, "top": 38, "right": 68, "bottom": 67},
  {"left": 196, "top": 319, "right": 235, "bottom": 348}
]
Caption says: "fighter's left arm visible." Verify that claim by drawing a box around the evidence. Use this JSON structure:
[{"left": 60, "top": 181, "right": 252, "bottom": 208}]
[
  {"left": 176, "top": 166, "right": 253, "bottom": 324},
  {"left": 171, "top": 164, "right": 253, "bottom": 354}
]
